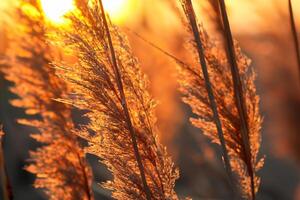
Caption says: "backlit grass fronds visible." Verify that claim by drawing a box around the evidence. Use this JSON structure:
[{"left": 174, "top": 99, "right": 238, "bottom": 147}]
[
  {"left": 179, "top": 0, "right": 236, "bottom": 197},
  {"left": 178, "top": 1, "right": 264, "bottom": 199},
  {"left": 216, "top": 1, "right": 262, "bottom": 199},
  {"left": 53, "top": 0, "right": 179, "bottom": 199},
  {"left": 3, "top": 1, "right": 93, "bottom": 199}
]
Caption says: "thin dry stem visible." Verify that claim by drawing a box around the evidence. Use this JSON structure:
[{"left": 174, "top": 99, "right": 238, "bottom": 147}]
[
  {"left": 217, "top": 1, "right": 256, "bottom": 199},
  {"left": 288, "top": 0, "right": 300, "bottom": 81},
  {"left": 0, "top": 130, "right": 13, "bottom": 200},
  {"left": 98, "top": 1, "right": 151, "bottom": 199},
  {"left": 180, "top": 0, "right": 236, "bottom": 197}
]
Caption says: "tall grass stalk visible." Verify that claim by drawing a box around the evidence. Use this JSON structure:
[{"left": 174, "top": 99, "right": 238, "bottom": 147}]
[
  {"left": 180, "top": 0, "right": 237, "bottom": 197},
  {"left": 0, "top": 130, "right": 12, "bottom": 200},
  {"left": 217, "top": 0, "right": 255, "bottom": 199},
  {"left": 98, "top": 0, "right": 151, "bottom": 199},
  {"left": 288, "top": 0, "right": 300, "bottom": 80}
]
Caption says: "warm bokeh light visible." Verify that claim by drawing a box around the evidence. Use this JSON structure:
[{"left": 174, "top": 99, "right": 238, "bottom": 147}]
[
  {"left": 40, "top": 0, "right": 74, "bottom": 23},
  {"left": 103, "top": 0, "right": 137, "bottom": 24}
]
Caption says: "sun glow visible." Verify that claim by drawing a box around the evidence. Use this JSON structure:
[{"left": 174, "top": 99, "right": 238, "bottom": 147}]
[
  {"left": 40, "top": 0, "right": 74, "bottom": 23},
  {"left": 102, "top": 0, "right": 134, "bottom": 23},
  {"left": 40, "top": 0, "right": 136, "bottom": 24}
]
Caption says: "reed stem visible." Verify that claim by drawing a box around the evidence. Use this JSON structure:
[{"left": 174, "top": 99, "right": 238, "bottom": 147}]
[
  {"left": 98, "top": 1, "right": 152, "bottom": 199},
  {"left": 75, "top": 152, "right": 93, "bottom": 200},
  {"left": 288, "top": 0, "right": 300, "bottom": 81},
  {"left": 217, "top": 0, "right": 255, "bottom": 199},
  {"left": 182, "top": 0, "right": 237, "bottom": 197},
  {"left": 0, "top": 133, "right": 13, "bottom": 200}
]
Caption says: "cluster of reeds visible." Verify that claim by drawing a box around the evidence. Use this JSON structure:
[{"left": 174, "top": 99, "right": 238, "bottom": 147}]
[{"left": 0, "top": 0, "right": 282, "bottom": 199}]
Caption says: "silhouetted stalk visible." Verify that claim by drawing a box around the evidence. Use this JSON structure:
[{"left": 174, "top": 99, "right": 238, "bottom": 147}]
[
  {"left": 217, "top": 0, "right": 255, "bottom": 199},
  {"left": 0, "top": 132, "right": 13, "bottom": 200},
  {"left": 75, "top": 152, "right": 93, "bottom": 200},
  {"left": 125, "top": 28, "right": 188, "bottom": 67},
  {"left": 98, "top": 1, "right": 152, "bottom": 199},
  {"left": 207, "top": 0, "right": 224, "bottom": 33},
  {"left": 288, "top": 0, "right": 300, "bottom": 80},
  {"left": 181, "top": 0, "right": 237, "bottom": 197}
]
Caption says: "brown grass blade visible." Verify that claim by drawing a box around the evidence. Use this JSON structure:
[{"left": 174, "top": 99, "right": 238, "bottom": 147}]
[
  {"left": 180, "top": 0, "right": 236, "bottom": 196},
  {"left": 288, "top": 0, "right": 300, "bottom": 80},
  {"left": 98, "top": 1, "right": 151, "bottom": 199},
  {"left": 217, "top": 0, "right": 256, "bottom": 199}
]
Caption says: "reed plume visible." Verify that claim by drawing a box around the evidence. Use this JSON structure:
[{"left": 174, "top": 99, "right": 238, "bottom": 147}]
[
  {"left": 3, "top": 1, "right": 93, "bottom": 199},
  {"left": 288, "top": 0, "right": 300, "bottom": 80},
  {"left": 52, "top": 0, "right": 179, "bottom": 199},
  {"left": 178, "top": 1, "right": 264, "bottom": 199},
  {"left": 179, "top": 0, "right": 236, "bottom": 197},
  {"left": 0, "top": 129, "right": 13, "bottom": 200},
  {"left": 217, "top": 1, "right": 262, "bottom": 199}
]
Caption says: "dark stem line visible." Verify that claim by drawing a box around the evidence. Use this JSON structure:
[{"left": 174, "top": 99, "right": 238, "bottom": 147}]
[
  {"left": 59, "top": 139, "right": 93, "bottom": 200},
  {"left": 98, "top": 1, "right": 152, "bottom": 199},
  {"left": 0, "top": 133, "right": 13, "bottom": 200},
  {"left": 217, "top": 1, "right": 255, "bottom": 199},
  {"left": 75, "top": 152, "right": 93, "bottom": 200},
  {"left": 288, "top": 0, "right": 300, "bottom": 80},
  {"left": 207, "top": 0, "right": 224, "bottom": 33},
  {"left": 124, "top": 27, "right": 189, "bottom": 68},
  {"left": 182, "top": 0, "right": 237, "bottom": 198}
]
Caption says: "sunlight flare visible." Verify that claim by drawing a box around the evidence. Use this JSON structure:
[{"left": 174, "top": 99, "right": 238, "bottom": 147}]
[
  {"left": 40, "top": 0, "right": 74, "bottom": 23},
  {"left": 40, "top": 0, "right": 135, "bottom": 24}
]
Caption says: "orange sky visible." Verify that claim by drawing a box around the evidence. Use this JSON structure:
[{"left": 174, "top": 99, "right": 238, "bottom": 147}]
[
  {"left": 1, "top": 0, "right": 300, "bottom": 33},
  {"left": 227, "top": 0, "right": 300, "bottom": 33}
]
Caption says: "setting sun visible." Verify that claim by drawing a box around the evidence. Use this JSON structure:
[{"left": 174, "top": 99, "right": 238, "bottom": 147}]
[{"left": 40, "top": 0, "right": 136, "bottom": 24}]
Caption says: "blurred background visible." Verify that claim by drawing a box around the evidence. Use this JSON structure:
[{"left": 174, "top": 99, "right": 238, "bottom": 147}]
[{"left": 0, "top": 0, "right": 300, "bottom": 199}]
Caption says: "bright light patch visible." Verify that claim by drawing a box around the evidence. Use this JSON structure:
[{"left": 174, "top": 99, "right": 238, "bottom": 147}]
[
  {"left": 102, "top": 0, "right": 135, "bottom": 24},
  {"left": 40, "top": 0, "right": 137, "bottom": 24},
  {"left": 40, "top": 0, "right": 74, "bottom": 23}
]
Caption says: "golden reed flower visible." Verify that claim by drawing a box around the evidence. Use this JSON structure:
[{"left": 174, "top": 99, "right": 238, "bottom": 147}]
[
  {"left": 2, "top": 1, "right": 93, "bottom": 199},
  {"left": 179, "top": 1, "right": 264, "bottom": 199},
  {"left": 52, "top": 0, "right": 179, "bottom": 199}
]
